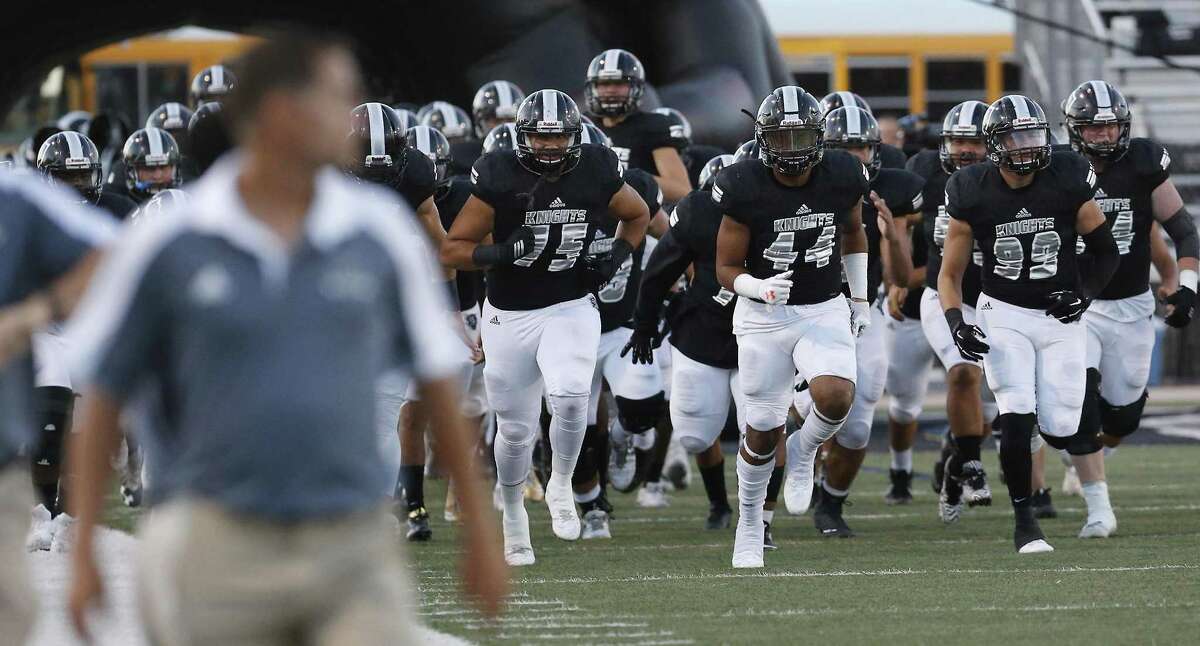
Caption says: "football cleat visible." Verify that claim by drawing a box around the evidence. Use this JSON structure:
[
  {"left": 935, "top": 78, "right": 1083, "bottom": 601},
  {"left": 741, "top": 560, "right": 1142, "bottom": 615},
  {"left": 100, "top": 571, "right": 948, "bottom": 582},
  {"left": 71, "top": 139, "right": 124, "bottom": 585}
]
[
  {"left": 1031, "top": 488, "right": 1057, "bottom": 519},
  {"left": 1061, "top": 465, "right": 1083, "bottom": 497},
  {"left": 25, "top": 504, "right": 55, "bottom": 552},
  {"left": 884, "top": 469, "right": 913, "bottom": 505},
  {"left": 121, "top": 483, "right": 142, "bottom": 508},
  {"left": 813, "top": 489, "right": 855, "bottom": 538},
  {"left": 960, "top": 460, "right": 992, "bottom": 507},
  {"left": 706, "top": 504, "right": 733, "bottom": 530},
  {"left": 49, "top": 513, "right": 75, "bottom": 553},
  {"left": 664, "top": 437, "right": 691, "bottom": 491},
  {"left": 763, "top": 521, "right": 778, "bottom": 550},
  {"left": 406, "top": 507, "right": 432, "bottom": 542},
  {"left": 1017, "top": 538, "right": 1055, "bottom": 554},
  {"left": 608, "top": 436, "right": 638, "bottom": 493},
  {"left": 501, "top": 493, "right": 535, "bottom": 566},
  {"left": 1078, "top": 511, "right": 1117, "bottom": 539},
  {"left": 545, "top": 474, "right": 581, "bottom": 541},
  {"left": 580, "top": 509, "right": 612, "bottom": 540},
  {"left": 732, "top": 514, "right": 765, "bottom": 568},
  {"left": 939, "top": 476, "right": 964, "bottom": 525},
  {"left": 1014, "top": 519, "right": 1053, "bottom": 554},
  {"left": 636, "top": 481, "right": 670, "bottom": 508}
]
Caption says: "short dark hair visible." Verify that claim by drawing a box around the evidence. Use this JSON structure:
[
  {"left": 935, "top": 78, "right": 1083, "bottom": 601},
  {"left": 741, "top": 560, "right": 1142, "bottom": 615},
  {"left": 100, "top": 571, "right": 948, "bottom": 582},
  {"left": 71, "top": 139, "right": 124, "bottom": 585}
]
[{"left": 225, "top": 28, "right": 352, "bottom": 129}]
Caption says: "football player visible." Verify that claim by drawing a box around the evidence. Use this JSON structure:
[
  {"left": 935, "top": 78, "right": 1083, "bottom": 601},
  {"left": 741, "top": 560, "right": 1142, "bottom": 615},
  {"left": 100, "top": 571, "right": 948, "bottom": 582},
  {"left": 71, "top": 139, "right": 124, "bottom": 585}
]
[
  {"left": 652, "top": 106, "right": 726, "bottom": 192},
  {"left": 189, "top": 64, "right": 237, "bottom": 107},
  {"left": 627, "top": 154, "right": 742, "bottom": 532},
  {"left": 585, "top": 49, "right": 693, "bottom": 201},
  {"left": 188, "top": 101, "right": 233, "bottom": 175},
  {"left": 120, "top": 128, "right": 183, "bottom": 205},
  {"left": 473, "top": 80, "right": 526, "bottom": 138},
  {"left": 789, "top": 106, "right": 922, "bottom": 538},
  {"left": 906, "top": 100, "right": 997, "bottom": 522},
  {"left": 715, "top": 86, "right": 870, "bottom": 568},
  {"left": 37, "top": 131, "right": 136, "bottom": 218},
  {"left": 442, "top": 90, "right": 649, "bottom": 565},
  {"left": 1056, "top": 80, "right": 1198, "bottom": 538},
  {"left": 820, "top": 91, "right": 907, "bottom": 170},
  {"left": 938, "top": 95, "right": 1120, "bottom": 554},
  {"left": 146, "top": 102, "right": 198, "bottom": 181}
]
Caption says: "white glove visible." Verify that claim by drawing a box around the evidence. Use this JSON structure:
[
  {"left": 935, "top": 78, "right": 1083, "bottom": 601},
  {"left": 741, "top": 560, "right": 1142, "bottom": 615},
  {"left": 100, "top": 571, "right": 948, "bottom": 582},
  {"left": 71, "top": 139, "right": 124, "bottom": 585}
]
[
  {"left": 849, "top": 298, "right": 871, "bottom": 338},
  {"left": 735, "top": 271, "right": 792, "bottom": 305}
]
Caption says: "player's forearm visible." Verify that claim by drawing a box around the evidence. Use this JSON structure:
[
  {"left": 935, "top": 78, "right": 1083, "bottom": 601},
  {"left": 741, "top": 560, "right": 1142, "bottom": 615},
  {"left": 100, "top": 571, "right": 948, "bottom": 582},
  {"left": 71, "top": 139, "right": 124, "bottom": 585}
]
[
  {"left": 1159, "top": 206, "right": 1199, "bottom": 265},
  {"left": 635, "top": 233, "right": 692, "bottom": 326},
  {"left": 841, "top": 225, "right": 868, "bottom": 256},
  {"left": 908, "top": 265, "right": 926, "bottom": 290},
  {"left": 441, "top": 239, "right": 485, "bottom": 271},
  {"left": 615, "top": 212, "right": 649, "bottom": 250},
  {"left": 1080, "top": 225, "right": 1120, "bottom": 299},
  {"left": 937, "top": 264, "right": 965, "bottom": 311},
  {"left": 67, "top": 391, "right": 124, "bottom": 556},
  {"left": 654, "top": 175, "right": 691, "bottom": 203},
  {"left": 883, "top": 233, "right": 912, "bottom": 289},
  {"left": 1150, "top": 225, "right": 1178, "bottom": 288}
]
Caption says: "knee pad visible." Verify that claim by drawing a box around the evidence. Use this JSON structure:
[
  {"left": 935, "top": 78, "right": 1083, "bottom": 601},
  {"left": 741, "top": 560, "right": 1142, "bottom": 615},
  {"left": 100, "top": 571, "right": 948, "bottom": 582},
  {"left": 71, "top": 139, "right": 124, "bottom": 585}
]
[
  {"left": 1038, "top": 423, "right": 1099, "bottom": 455},
  {"left": 615, "top": 392, "right": 665, "bottom": 434},
  {"left": 835, "top": 404, "right": 872, "bottom": 450},
  {"left": 678, "top": 434, "right": 712, "bottom": 455},
  {"left": 1099, "top": 390, "right": 1148, "bottom": 439},
  {"left": 548, "top": 394, "right": 589, "bottom": 425}
]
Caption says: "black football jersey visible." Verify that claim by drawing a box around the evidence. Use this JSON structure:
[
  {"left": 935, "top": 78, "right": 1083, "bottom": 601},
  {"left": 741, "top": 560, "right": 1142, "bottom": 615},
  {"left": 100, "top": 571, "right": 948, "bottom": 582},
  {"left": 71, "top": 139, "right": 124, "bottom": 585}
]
[
  {"left": 593, "top": 168, "right": 662, "bottom": 331},
  {"left": 97, "top": 191, "right": 138, "bottom": 220},
  {"left": 714, "top": 152, "right": 869, "bottom": 305},
  {"left": 596, "top": 111, "right": 678, "bottom": 176},
  {"left": 847, "top": 167, "right": 925, "bottom": 304},
  {"left": 450, "top": 139, "right": 483, "bottom": 178},
  {"left": 435, "top": 176, "right": 480, "bottom": 311},
  {"left": 683, "top": 143, "right": 728, "bottom": 190},
  {"left": 1075, "top": 138, "right": 1171, "bottom": 300},
  {"left": 398, "top": 148, "right": 438, "bottom": 212},
  {"left": 908, "top": 149, "right": 985, "bottom": 306},
  {"left": 880, "top": 143, "right": 907, "bottom": 170},
  {"left": 471, "top": 143, "right": 625, "bottom": 310},
  {"left": 947, "top": 150, "right": 1098, "bottom": 309},
  {"left": 657, "top": 189, "right": 739, "bottom": 368},
  {"left": 900, "top": 223, "right": 926, "bottom": 319}
]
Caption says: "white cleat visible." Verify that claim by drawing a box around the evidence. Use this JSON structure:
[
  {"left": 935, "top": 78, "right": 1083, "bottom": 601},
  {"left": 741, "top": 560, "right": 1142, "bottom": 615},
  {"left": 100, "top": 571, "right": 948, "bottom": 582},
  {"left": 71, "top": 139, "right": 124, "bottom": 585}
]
[
  {"left": 636, "top": 481, "right": 670, "bottom": 508},
  {"left": 502, "top": 499, "right": 536, "bottom": 566},
  {"left": 580, "top": 509, "right": 612, "bottom": 540},
  {"left": 664, "top": 436, "right": 691, "bottom": 491},
  {"left": 783, "top": 433, "right": 815, "bottom": 515},
  {"left": 49, "top": 513, "right": 75, "bottom": 553},
  {"left": 731, "top": 511, "right": 765, "bottom": 568},
  {"left": 544, "top": 474, "right": 581, "bottom": 541},
  {"left": 608, "top": 436, "right": 637, "bottom": 492},
  {"left": 1078, "top": 512, "right": 1117, "bottom": 539},
  {"left": 25, "top": 505, "right": 55, "bottom": 552},
  {"left": 1017, "top": 539, "right": 1055, "bottom": 554},
  {"left": 1062, "top": 466, "right": 1083, "bottom": 497},
  {"left": 505, "top": 545, "right": 536, "bottom": 567}
]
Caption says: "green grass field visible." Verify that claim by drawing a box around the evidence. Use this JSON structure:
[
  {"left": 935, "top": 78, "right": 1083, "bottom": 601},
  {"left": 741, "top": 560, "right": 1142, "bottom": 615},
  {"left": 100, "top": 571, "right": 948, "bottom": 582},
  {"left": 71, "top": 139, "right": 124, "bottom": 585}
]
[{"left": 405, "top": 444, "right": 1200, "bottom": 645}]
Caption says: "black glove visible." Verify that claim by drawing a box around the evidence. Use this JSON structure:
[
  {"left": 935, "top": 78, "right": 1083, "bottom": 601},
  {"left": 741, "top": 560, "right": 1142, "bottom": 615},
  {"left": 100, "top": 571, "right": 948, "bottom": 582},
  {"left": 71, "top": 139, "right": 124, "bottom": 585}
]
[
  {"left": 620, "top": 320, "right": 663, "bottom": 365},
  {"left": 945, "top": 307, "right": 989, "bottom": 361},
  {"left": 1164, "top": 285, "right": 1196, "bottom": 328},
  {"left": 583, "top": 239, "right": 634, "bottom": 292},
  {"left": 1045, "top": 290, "right": 1090, "bottom": 324},
  {"left": 471, "top": 226, "right": 536, "bottom": 267}
]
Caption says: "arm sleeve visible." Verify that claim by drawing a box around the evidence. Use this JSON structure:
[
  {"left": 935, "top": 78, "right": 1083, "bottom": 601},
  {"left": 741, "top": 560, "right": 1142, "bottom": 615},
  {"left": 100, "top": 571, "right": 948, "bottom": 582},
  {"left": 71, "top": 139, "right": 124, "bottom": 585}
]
[
  {"left": 1080, "top": 221, "right": 1119, "bottom": 300},
  {"left": 634, "top": 226, "right": 694, "bottom": 328}
]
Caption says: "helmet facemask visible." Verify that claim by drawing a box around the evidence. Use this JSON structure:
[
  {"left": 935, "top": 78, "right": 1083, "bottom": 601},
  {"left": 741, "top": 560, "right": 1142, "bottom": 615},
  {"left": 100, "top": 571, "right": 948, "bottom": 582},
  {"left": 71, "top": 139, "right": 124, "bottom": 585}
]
[
  {"left": 988, "top": 125, "right": 1050, "bottom": 175},
  {"left": 757, "top": 124, "right": 823, "bottom": 176}
]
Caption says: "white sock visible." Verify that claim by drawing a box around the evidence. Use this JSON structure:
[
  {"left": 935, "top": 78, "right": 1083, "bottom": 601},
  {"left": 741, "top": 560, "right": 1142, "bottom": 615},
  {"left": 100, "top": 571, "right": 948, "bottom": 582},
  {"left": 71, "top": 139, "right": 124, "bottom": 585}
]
[
  {"left": 763, "top": 509, "right": 775, "bottom": 525},
  {"left": 890, "top": 448, "right": 913, "bottom": 472},
  {"left": 796, "top": 406, "right": 846, "bottom": 458},
  {"left": 574, "top": 483, "right": 601, "bottom": 504},
  {"left": 500, "top": 483, "right": 527, "bottom": 530},
  {"left": 1081, "top": 480, "right": 1112, "bottom": 516},
  {"left": 548, "top": 395, "right": 588, "bottom": 477},
  {"left": 736, "top": 451, "right": 774, "bottom": 529},
  {"left": 631, "top": 428, "right": 656, "bottom": 451}
]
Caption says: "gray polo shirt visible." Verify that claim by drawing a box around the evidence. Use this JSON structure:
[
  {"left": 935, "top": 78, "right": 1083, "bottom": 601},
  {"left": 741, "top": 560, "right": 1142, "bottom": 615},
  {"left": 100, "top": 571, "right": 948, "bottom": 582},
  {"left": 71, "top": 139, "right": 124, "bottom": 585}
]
[
  {"left": 0, "top": 172, "right": 116, "bottom": 464},
  {"left": 67, "top": 154, "right": 462, "bottom": 520}
]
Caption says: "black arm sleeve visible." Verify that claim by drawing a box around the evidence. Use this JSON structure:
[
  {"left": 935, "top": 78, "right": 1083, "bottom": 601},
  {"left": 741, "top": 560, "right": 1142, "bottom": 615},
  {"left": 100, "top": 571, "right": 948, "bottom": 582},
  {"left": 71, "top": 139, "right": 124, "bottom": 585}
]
[
  {"left": 1081, "top": 224, "right": 1120, "bottom": 300},
  {"left": 1161, "top": 206, "right": 1200, "bottom": 261},
  {"left": 633, "top": 229, "right": 694, "bottom": 329}
]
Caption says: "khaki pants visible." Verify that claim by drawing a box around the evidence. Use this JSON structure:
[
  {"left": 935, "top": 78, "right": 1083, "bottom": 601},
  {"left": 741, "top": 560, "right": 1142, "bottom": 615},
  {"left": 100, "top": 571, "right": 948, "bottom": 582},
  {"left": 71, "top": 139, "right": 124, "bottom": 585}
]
[
  {"left": 0, "top": 464, "right": 35, "bottom": 646},
  {"left": 137, "top": 499, "right": 419, "bottom": 646}
]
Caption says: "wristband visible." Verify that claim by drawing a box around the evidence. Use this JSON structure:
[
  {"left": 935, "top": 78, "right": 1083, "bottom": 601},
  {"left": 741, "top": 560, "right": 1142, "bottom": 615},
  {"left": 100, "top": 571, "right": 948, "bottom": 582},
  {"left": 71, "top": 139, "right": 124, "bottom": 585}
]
[
  {"left": 844, "top": 253, "right": 868, "bottom": 301},
  {"left": 1181, "top": 269, "right": 1198, "bottom": 293},
  {"left": 732, "top": 273, "right": 764, "bottom": 300},
  {"left": 944, "top": 307, "right": 965, "bottom": 330}
]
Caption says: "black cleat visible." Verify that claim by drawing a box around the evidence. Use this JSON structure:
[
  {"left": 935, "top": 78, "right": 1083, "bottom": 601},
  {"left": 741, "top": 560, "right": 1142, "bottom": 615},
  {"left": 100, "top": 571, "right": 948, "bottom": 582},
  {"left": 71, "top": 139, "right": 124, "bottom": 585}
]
[
  {"left": 706, "top": 504, "right": 732, "bottom": 530},
  {"left": 120, "top": 484, "right": 142, "bottom": 508},
  {"left": 1031, "top": 488, "right": 1057, "bottom": 519},
  {"left": 763, "top": 521, "right": 777, "bottom": 550},
  {"left": 406, "top": 507, "right": 432, "bottom": 542},
  {"left": 884, "top": 469, "right": 913, "bottom": 505},
  {"left": 812, "top": 490, "right": 854, "bottom": 538},
  {"left": 960, "top": 460, "right": 992, "bottom": 507}
]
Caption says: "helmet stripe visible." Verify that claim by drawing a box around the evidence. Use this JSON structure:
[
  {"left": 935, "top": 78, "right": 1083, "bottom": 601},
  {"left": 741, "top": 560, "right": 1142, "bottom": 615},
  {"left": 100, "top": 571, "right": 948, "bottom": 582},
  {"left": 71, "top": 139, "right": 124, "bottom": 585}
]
[
  {"left": 367, "top": 103, "right": 386, "bottom": 155},
  {"left": 1090, "top": 80, "right": 1112, "bottom": 108},
  {"left": 782, "top": 86, "right": 799, "bottom": 113},
  {"left": 604, "top": 49, "right": 620, "bottom": 71},
  {"left": 417, "top": 126, "right": 431, "bottom": 153},
  {"left": 838, "top": 92, "right": 856, "bottom": 111},
  {"left": 64, "top": 131, "right": 84, "bottom": 158},
  {"left": 958, "top": 101, "right": 983, "bottom": 128},
  {"left": 211, "top": 66, "right": 224, "bottom": 91},
  {"left": 846, "top": 107, "right": 862, "bottom": 136},
  {"left": 497, "top": 82, "right": 513, "bottom": 107},
  {"left": 1010, "top": 96, "right": 1031, "bottom": 120},
  {"left": 167, "top": 103, "right": 180, "bottom": 123},
  {"left": 505, "top": 123, "right": 518, "bottom": 140},
  {"left": 442, "top": 103, "right": 460, "bottom": 129},
  {"left": 542, "top": 90, "right": 558, "bottom": 123},
  {"left": 147, "top": 128, "right": 164, "bottom": 156}
]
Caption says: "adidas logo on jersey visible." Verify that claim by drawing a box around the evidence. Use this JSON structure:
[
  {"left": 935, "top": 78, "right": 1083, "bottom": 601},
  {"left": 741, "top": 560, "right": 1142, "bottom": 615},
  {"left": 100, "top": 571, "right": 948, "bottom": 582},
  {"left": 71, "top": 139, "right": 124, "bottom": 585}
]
[
  {"left": 549, "top": 197, "right": 566, "bottom": 208},
  {"left": 795, "top": 204, "right": 811, "bottom": 215},
  {"left": 980, "top": 301, "right": 993, "bottom": 310},
  {"left": 489, "top": 315, "right": 500, "bottom": 325},
  {"left": 1015, "top": 207, "right": 1033, "bottom": 219},
  {"left": 1094, "top": 187, "right": 1107, "bottom": 198}
]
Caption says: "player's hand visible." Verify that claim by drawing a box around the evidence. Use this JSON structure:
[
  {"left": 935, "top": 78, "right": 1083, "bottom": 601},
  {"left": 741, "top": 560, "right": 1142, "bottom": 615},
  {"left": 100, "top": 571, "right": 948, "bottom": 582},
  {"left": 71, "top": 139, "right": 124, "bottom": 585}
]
[
  {"left": 501, "top": 226, "right": 536, "bottom": 263},
  {"left": 849, "top": 298, "right": 871, "bottom": 338},
  {"left": 621, "top": 321, "right": 663, "bottom": 365},
  {"left": 582, "top": 253, "right": 614, "bottom": 292},
  {"left": 886, "top": 285, "right": 907, "bottom": 321},
  {"left": 758, "top": 270, "right": 792, "bottom": 305},
  {"left": 949, "top": 319, "right": 989, "bottom": 361},
  {"left": 1164, "top": 285, "right": 1196, "bottom": 328},
  {"left": 68, "top": 548, "right": 105, "bottom": 641},
  {"left": 870, "top": 191, "right": 896, "bottom": 241},
  {"left": 1045, "top": 290, "right": 1090, "bottom": 324}
]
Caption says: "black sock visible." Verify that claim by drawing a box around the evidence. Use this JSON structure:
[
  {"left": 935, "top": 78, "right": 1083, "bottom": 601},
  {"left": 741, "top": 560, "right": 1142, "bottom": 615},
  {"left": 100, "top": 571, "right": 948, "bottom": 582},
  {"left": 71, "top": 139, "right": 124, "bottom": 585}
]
[
  {"left": 956, "top": 435, "right": 983, "bottom": 462},
  {"left": 997, "top": 413, "right": 1036, "bottom": 507},
  {"left": 35, "top": 482, "right": 58, "bottom": 514},
  {"left": 765, "top": 466, "right": 785, "bottom": 504},
  {"left": 699, "top": 460, "right": 729, "bottom": 509},
  {"left": 398, "top": 465, "right": 425, "bottom": 512}
]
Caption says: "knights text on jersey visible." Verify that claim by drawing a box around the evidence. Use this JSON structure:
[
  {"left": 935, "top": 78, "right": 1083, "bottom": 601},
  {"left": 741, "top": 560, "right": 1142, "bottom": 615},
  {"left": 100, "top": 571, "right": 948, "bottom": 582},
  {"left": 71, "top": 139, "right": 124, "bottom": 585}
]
[
  {"left": 850, "top": 167, "right": 925, "bottom": 303},
  {"left": 908, "top": 149, "right": 984, "bottom": 306},
  {"left": 668, "top": 189, "right": 739, "bottom": 368},
  {"left": 597, "top": 111, "right": 677, "bottom": 176},
  {"left": 1074, "top": 137, "right": 1171, "bottom": 300},
  {"left": 594, "top": 167, "right": 661, "bottom": 331},
  {"left": 399, "top": 148, "right": 438, "bottom": 211},
  {"left": 713, "top": 151, "right": 869, "bottom": 305},
  {"left": 471, "top": 144, "right": 625, "bottom": 310},
  {"left": 946, "top": 150, "right": 1097, "bottom": 309},
  {"left": 436, "top": 176, "right": 480, "bottom": 311}
]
